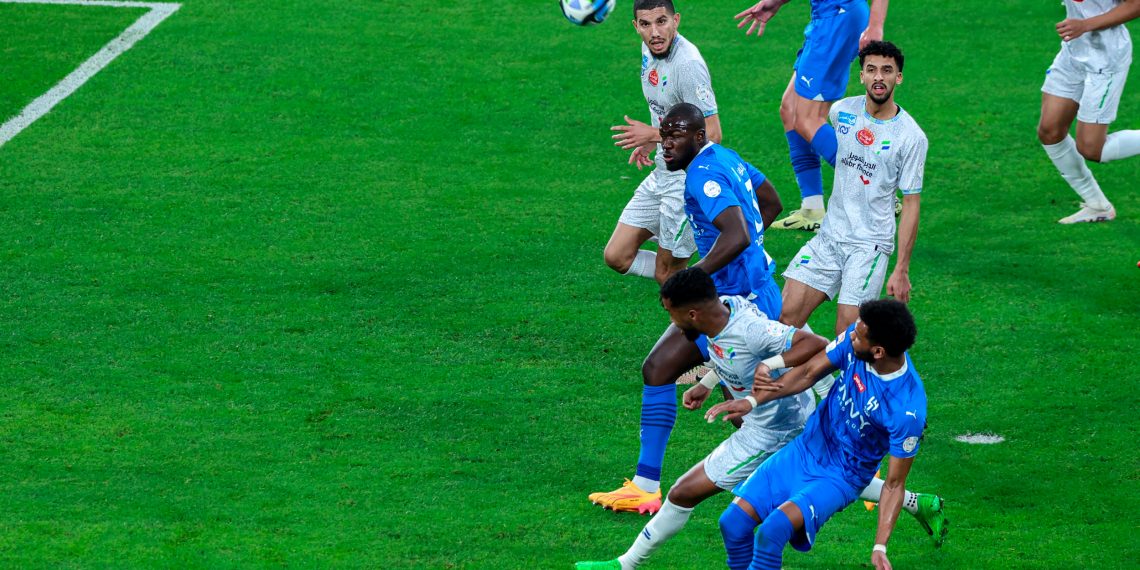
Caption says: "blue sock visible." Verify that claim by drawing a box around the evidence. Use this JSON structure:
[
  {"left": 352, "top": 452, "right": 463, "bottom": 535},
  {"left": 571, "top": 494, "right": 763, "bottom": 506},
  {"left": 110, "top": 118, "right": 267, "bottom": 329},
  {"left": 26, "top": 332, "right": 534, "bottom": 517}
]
[
  {"left": 786, "top": 130, "right": 823, "bottom": 202},
  {"left": 810, "top": 123, "right": 838, "bottom": 168},
  {"left": 720, "top": 503, "right": 759, "bottom": 570},
  {"left": 750, "top": 509, "right": 795, "bottom": 570},
  {"left": 635, "top": 384, "right": 677, "bottom": 483}
]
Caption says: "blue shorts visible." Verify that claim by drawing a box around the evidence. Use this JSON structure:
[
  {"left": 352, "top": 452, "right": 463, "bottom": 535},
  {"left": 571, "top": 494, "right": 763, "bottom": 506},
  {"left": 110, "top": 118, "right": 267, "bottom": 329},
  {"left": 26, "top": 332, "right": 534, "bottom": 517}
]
[
  {"left": 793, "top": 0, "right": 869, "bottom": 102},
  {"left": 731, "top": 440, "right": 861, "bottom": 551}
]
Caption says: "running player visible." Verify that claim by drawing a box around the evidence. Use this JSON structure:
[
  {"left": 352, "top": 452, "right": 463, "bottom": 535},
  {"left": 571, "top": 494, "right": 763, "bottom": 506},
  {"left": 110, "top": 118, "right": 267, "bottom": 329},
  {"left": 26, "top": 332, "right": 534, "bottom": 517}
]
[
  {"left": 587, "top": 104, "right": 783, "bottom": 515},
  {"left": 781, "top": 41, "right": 926, "bottom": 339},
  {"left": 1037, "top": 0, "right": 1140, "bottom": 223},
  {"left": 576, "top": 269, "right": 942, "bottom": 570},
  {"left": 708, "top": 299, "right": 931, "bottom": 569},
  {"left": 604, "top": 0, "right": 721, "bottom": 283},
  {"left": 734, "top": 0, "right": 890, "bottom": 231}
]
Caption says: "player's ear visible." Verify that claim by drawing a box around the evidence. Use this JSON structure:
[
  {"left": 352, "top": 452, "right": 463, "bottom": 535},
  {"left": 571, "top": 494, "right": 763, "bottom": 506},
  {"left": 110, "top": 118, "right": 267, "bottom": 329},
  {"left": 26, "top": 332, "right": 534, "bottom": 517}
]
[
  {"left": 896, "top": 72, "right": 903, "bottom": 85},
  {"left": 674, "top": 13, "right": 681, "bottom": 27}
]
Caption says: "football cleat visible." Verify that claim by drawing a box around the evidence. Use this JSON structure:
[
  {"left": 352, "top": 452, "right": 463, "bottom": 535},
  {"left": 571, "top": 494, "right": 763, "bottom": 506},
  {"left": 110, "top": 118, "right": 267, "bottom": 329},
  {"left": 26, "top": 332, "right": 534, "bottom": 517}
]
[
  {"left": 773, "top": 208, "right": 824, "bottom": 231},
  {"left": 677, "top": 363, "right": 712, "bottom": 385},
  {"left": 1059, "top": 203, "right": 1116, "bottom": 224},
  {"left": 588, "top": 479, "right": 662, "bottom": 514},
  {"left": 575, "top": 560, "right": 622, "bottom": 570},
  {"left": 913, "top": 494, "right": 949, "bottom": 548}
]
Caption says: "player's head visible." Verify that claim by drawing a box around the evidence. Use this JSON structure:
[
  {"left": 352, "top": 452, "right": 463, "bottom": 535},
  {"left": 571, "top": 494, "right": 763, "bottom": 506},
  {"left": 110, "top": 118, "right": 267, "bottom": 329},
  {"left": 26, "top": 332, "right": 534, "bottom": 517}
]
[
  {"left": 660, "top": 103, "right": 706, "bottom": 172},
  {"left": 858, "top": 41, "right": 904, "bottom": 105},
  {"left": 852, "top": 299, "right": 917, "bottom": 362},
  {"left": 633, "top": 0, "right": 679, "bottom": 58},
  {"left": 659, "top": 267, "right": 719, "bottom": 337}
]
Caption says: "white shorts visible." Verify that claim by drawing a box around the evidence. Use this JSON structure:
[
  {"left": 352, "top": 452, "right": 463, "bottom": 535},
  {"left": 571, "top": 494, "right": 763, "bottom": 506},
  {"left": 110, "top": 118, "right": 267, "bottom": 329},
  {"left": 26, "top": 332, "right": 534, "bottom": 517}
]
[
  {"left": 1042, "top": 48, "right": 1131, "bottom": 124},
  {"left": 783, "top": 233, "right": 891, "bottom": 307},
  {"left": 703, "top": 421, "right": 802, "bottom": 491},
  {"left": 617, "top": 168, "right": 697, "bottom": 258}
]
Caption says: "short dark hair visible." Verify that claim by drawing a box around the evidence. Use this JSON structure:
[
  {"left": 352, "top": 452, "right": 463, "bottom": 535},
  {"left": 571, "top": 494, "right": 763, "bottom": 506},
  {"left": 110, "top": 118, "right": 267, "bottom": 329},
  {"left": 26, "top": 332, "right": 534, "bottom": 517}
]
[
  {"left": 663, "top": 102, "right": 705, "bottom": 131},
  {"left": 859, "top": 40, "right": 904, "bottom": 72},
  {"left": 660, "top": 267, "right": 718, "bottom": 307},
  {"left": 858, "top": 299, "right": 917, "bottom": 357},
  {"left": 634, "top": 0, "right": 675, "bottom": 17}
]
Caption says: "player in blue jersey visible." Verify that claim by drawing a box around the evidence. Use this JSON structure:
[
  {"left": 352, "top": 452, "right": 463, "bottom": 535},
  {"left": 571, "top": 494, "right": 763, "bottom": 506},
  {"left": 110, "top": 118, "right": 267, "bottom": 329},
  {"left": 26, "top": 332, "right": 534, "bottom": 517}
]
[
  {"left": 587, "top": 103, "right": 784, "bottom": 515},
  {"left": 734, "top": 0, "right": 890, "bottom": 231},
  {"left": 707, "top": 299, "right": 932, "bottom": 569}
]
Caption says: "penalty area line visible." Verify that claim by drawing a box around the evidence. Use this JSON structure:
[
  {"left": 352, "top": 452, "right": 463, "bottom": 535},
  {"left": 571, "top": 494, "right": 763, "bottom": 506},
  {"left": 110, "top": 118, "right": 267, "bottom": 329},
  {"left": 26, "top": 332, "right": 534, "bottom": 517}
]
[{"left": 0, "top": 0, "right": 181, "bottom": 149}]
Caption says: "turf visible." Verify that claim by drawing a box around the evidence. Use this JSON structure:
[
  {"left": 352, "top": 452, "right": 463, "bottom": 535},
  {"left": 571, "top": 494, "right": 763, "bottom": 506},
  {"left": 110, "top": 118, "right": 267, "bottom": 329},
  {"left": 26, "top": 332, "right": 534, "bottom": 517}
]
[{"left": 0, "top": 0, "right": 1137, "bottom": 567}]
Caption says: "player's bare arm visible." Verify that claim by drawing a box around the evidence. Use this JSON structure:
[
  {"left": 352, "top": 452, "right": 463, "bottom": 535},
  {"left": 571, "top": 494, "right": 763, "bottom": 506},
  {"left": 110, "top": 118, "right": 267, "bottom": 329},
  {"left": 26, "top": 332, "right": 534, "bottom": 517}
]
[
  {"left": 691, "top": 206, "right": 749, "bottom": 276},
  {"left": 754, "top": 178, "right": 783, "bottom": 229},
  {"left": 705, "top": 348, "right": 836, "bottom": 423},
  {"left": 859, "top": 0, "right": 890, "bottom": 49},
  {"left": 887, "top": 193, "right": 920, "bottom": 303},
  {"left": 1056, "top": 0, "right": 1140, "bottom": 41},
  {"left": 704, "top": 114, "right": 723, "bottom": 144},
  {"left": 612, "top": 115, "right": 660, "bottom": 150},
  {"left": 752, "top": 328, "right": 828, "bottom": 385},
  {"left": 734, "top": 0, "right": 790, "bottom": 38},
  {"left": 871, "top": 454, "right": 915, "bottom": 570}
]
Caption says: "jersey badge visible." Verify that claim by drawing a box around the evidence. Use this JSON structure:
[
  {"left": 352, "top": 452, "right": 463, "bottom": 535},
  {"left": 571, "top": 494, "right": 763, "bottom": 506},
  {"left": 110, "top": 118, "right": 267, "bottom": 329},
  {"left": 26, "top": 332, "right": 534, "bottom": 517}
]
[
  {"left": 902, "top": 436, "right": 920, "bottom": 453},
  {"left": 852, "top": 372, "right": 866, "bottom": 393},
  {"left": 864, "top": 396, "right": 880, "bottom": 414},
  {"left": 875, "top": 140, "right": 891, "bottom": 155},
  {"left": 696, "top": 84, "right": 712, "bottom": 105},
  {"left": 711, "top": 343, "right": 734, "bottom": 360},
  {"left": 648, "top": 69, "right": 659, "bottom": 86},
  {"left": 703, "top": 180, "right": 722, "bottom": 198},
  {"left": 642, "top": 54, "right": 649, "bottom": 70},
  {"left": 857, "top": 127, "right": 875, "bottom": 146}
]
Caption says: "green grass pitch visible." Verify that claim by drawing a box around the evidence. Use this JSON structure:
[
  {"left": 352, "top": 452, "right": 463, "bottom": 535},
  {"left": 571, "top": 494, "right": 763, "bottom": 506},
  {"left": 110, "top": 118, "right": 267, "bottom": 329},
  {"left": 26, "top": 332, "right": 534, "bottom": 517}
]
[{"left": 0, "top": 0, "right": 1137, "bottom": 567}]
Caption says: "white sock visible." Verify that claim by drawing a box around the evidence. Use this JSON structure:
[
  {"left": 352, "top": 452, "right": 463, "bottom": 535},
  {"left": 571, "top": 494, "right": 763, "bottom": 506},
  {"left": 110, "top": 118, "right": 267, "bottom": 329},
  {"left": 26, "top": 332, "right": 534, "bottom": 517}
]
[
  {"left": 624, "top": 250, "right": 657, "bottom": 279},
  {"left": 801, "top": 323, "right": 835, "bottom": 400},
  {"left": 1043, "top": 136, "right": 1110, "bottom": 209},
  {"left": 858, "top": 478, "right": 920, "bottom": 515},
  {"left": 802, "top": 195, "right": 825, "bottom": 210},
  {"left": 631, "top": 475, "right": 659, "bottom": 494},
  {"left": 1100, "top": 130, "right": 1140, "bottom": 163},
  {"left": 618, "top": 499, "right": 694, "bottom": 569}
]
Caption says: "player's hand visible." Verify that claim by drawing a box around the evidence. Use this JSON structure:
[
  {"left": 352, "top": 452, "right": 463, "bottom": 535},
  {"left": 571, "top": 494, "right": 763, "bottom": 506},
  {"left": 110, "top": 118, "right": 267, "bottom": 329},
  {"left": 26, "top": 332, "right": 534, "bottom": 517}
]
[
  {"left": 705, "top": 399, "right": 753, "bottom": 423},
  {"left": 628, "top": 143, "right": 654, "bottom": 169},
  {"left": 886, "top": 269, "right": 911, "bottom": 304},
  {"left": 612, "top": 115, "right": 658, "bottom": 150},
  {"left": 1056, "top": 18, "right": 1090, "bottom": 42},
  {"left": 683, "top": 384, "right": 712, "bottom": 410},
  {"left": 871, "top": 549, "right": 892, "bottom": 570},
  {"left": 859, "top": 23, "right": 884, "bottom": 50},
  {"left": 751, "top": 363, "right": 779, "bottom": 389},
  {"left": 734, "top": 1, "right": 782, "bottom": 38}
]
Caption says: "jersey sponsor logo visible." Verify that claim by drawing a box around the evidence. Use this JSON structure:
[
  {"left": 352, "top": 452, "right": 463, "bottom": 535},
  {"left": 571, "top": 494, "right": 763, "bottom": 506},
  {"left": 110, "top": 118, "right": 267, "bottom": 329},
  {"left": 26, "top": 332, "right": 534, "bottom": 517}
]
[
  {"left": 703, "top": 180, "right": 722, "bottom": 198},
  {"left": 902, "top": 436, "right": 920, "bottom": 453},
  {"left": 841, "top": 153, "right": 878, "bottom": 179},
  {"left": 649, "top": 69, "right": 659, "bottom": 86},
  {"left": 642, "top": 54, "right": 649, "bottom": 70},
  {"left": 853, "top": 372, "right": 866, "bottom": 393},
  {"left": 857, "top": 127, "right": 875, "bottom": 146},
  {"left": 905, "top": 410, "right": 917, "bottom": 419},
  {"left": 800, "top": 75, "right": 814, "bottom": 87},
  {"left": 864, "top": 396, "right": 880, "bottom": 413},
  {"left": 735, "top": 163, "right": 746, "bottom": 178},
  {"left": 837, "top": 112, "right": 857, "bottom": 126}
]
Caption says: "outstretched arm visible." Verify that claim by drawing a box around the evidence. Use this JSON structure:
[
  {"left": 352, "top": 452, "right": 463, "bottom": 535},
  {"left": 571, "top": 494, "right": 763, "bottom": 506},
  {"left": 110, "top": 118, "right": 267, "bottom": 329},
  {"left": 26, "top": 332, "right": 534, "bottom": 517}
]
[
  {"left": 886, "top": 193, "right": 920, "bottom": 303},
  {"left": 859, "top": 0, "right": 890, "bottom": 49},
  {"left": 870, "top": 454, "right": 915, "bottom": 570},
  {"left": 734, "top": 0, "right": 790, "bottom": 38},
  {"left": 1057, "top": 0, "right": 1140, "bottom": 41},
  {"left": 705, "top": 344, "right": 836, "bottom": 423}
]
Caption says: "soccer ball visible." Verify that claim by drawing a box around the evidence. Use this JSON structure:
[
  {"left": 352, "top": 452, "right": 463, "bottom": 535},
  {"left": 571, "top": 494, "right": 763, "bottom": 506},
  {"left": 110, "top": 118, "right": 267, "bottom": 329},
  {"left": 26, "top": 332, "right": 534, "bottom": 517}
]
[{"left": 560, "top": 0, "right": 616, "bottom": 26}]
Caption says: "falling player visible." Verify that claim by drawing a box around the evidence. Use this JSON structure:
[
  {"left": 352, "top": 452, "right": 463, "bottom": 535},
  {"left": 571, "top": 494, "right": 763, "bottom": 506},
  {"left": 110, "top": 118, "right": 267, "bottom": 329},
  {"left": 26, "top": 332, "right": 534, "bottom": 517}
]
[
  {"left": 587, "top": 104, "right": 784, "bottom": 515},
  {"left": 708, "top": 299, "right": 931, "bottom": 569},
  {"left": 603, "top": 0, "right": 721, "bottom": 283},
  {"left": 1037, "top": 0, "right": 1140, "bottom": 223},
  {"left": 734, "top": 0, "right": 891, "bottom": 231}
]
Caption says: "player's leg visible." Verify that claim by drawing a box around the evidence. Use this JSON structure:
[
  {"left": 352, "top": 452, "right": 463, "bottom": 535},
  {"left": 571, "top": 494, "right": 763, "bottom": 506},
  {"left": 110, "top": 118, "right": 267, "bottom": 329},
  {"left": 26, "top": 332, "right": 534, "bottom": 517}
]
[
  {"left": 777, "top": 72, "right": 827, "bottom": 231},
  {"left": 588, "top": 325, "right": 705, "bottom": 513},
  {"left": 780, "top": 236, "right": 839, "bottom": 328},
  {"left": 858, "top": 477, "right": 949, "bottom": 547},
  {"left": 653, "top": 184, "right": 695, "bottom": 284},
  {"left": 836, "top": 245, "right": 889, "bottom": 334},
  {"left": 605, "top": 173, "right": 661, "bottom": 277},
  {"left": 751, "top": 479, "right": 858, "bottom": 568},
  {"left": 1038, "top": 51, "right": 1114, "bottom": 223},
  {"left": 1074, "top": 65, "right": 1136, "bottom": 165}
]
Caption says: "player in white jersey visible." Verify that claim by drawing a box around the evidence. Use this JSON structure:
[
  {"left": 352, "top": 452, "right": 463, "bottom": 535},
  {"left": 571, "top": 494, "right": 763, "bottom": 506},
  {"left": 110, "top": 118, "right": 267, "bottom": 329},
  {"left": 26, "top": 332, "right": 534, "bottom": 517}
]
[
  {"left": 576, "top": 269, "right": 944, "bottom": 569},
  {"left": 1037, "top": 0, "right": 1140, "bottom": 224},
  {"left": 604, "top": 0, "right": 722, "bottom": 284},
  {"left": 782, "top": 41, "right": 927, "bottom": 338}
]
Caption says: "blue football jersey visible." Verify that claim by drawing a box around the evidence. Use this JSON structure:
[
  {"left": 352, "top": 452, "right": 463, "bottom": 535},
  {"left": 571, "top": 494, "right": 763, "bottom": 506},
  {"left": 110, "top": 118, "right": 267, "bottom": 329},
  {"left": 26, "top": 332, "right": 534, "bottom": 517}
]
[
  {"left": 683, "top": 143, "right": 775, "bottom": 297},
  {"left": 796, "top": 323, "right": 928, "bottom": 486}
]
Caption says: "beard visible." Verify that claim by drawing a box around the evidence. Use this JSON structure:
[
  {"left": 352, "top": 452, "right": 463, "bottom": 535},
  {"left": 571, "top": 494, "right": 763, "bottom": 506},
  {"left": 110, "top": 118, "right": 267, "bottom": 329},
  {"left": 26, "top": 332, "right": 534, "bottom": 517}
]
[
  {"left": 854, "top": 349, "right": 876, "bottom": 363},
  {"left": 868, "top": 86, "right": 892, "bottom": 105}
]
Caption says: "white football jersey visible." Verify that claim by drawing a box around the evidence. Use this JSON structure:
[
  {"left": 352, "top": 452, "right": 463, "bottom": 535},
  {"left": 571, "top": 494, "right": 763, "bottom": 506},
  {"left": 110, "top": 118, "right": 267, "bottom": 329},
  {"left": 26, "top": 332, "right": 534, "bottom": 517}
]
[
  {"left": 707, "top": 296, "right": 815, "bottom": 431},
  {"left": 821, "top": 96, "right": 928, "bottom": 252},
  {"left": 1061, "top": 0, "right": 1133, "bottom": 71},
  {"left": 640, "top": 34, "right": 718, "bottom": 171}
]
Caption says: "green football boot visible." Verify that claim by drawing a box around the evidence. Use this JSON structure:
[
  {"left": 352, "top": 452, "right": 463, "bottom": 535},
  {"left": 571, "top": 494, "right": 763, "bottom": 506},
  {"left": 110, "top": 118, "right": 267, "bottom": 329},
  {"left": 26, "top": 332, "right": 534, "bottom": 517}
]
[{"left": 914, "top": 493, "right": 949, "bottom": 548}]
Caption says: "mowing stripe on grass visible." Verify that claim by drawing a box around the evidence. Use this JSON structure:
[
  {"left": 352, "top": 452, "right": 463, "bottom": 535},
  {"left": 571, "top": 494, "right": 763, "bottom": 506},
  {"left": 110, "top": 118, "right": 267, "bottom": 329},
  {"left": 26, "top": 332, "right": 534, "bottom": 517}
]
[{"left": 0, "top": 0, "right": 180, "bottom": 148}]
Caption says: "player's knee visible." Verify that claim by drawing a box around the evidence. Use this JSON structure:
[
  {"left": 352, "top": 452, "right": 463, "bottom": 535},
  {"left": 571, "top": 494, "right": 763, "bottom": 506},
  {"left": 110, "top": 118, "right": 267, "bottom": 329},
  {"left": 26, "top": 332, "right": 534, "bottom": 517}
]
[
  {"left": 778, "top": 100, "right": 796, "bottom": 130},
  {"left": 603, "top": 246, "right": 633, "bottom": 273},
  {"left": 719, "top": 503, "right": 758, "bottom": 544},
  {"left": 641, "top": 356, "right": 674, "bottom": 387},
  {"left": 1076, "top": 139, "right": 1104, "bottom": 162},
  {"left": 1036, "top": 122, "right": 1066, "bottom": 145},
  {"left": 755, "top": 509, "right": 795, "bottom": 552},
  {"left": 666, "top": 483, "right": 698, "bottom": 508}
]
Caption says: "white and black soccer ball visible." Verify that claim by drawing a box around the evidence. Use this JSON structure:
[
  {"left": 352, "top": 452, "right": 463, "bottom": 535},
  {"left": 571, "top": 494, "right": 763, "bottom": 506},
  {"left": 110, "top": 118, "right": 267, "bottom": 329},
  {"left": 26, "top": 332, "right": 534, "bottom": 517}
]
[{"left": 560, "top": 0, "right": 616, "bottom": 26}]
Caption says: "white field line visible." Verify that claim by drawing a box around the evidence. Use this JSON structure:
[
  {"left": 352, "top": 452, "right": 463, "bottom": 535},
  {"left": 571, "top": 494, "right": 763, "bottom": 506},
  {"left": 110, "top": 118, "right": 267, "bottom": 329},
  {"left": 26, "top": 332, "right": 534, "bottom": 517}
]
[{"left": 0, "top": 0, "right": 181, "bottom": 148}]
